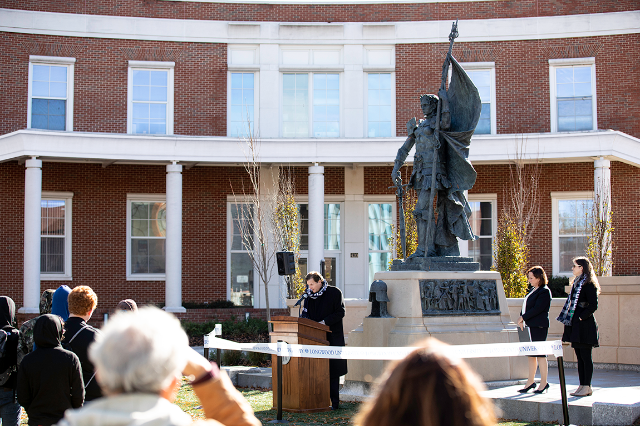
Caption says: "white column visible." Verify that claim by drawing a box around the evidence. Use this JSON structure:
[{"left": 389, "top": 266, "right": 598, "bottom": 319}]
[
  {"left": 344, "top": 166, "right": 365, "bottom": 298},
  {"left": 164, "top": 162, "right": 185, "bottom": 313},
  {"left": 594, "top": 157, "right": 611, "bottom": 211},
  {"left": 308, "top": 164, "right": 325, "bottom": 276},
  {"left": 21, "top": 157, "right": 42, "bottom": 313},
  {"left": 594, "top": 157, "right": 612, "bottom": 276}
]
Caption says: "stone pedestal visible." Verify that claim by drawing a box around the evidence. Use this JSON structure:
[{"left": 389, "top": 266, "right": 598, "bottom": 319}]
[{"left": 346, "top": 270, "right": 527, "bottom": 386}]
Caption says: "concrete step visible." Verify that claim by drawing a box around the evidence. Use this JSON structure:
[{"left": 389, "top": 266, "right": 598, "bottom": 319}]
[{"left": 482, "top": 368, "right": 640, "bottom": 426}]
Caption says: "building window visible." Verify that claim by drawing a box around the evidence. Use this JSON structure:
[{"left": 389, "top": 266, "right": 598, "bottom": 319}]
[
  {"left": 228, "top": 203, "right": 254, "bottom": 307},
  {"left": 41, "top": 192, "right": 73, "bottom": 280},
  {"left": 28, "top": 56, "right": 75, "bottom": 131},
  {"left": 299, "top": 203, "right": 341, "bottom": 251},
  {"left": 229, "top": 72, "right": 255, "bottom": 137},
  {"left": 460, "top": 63, "right": 495, "bottom": 135},
  {"left": 552, "top": 192, "right": 593, "bottom": 275},
  {"left": 467, "top": 195, "right": 497, "bottom": 271},
  {"left": 282, "top": 73, "right": 340, "bottom": 138},
  {"left": 127, "top": 195, "right": 166, "bottom": 280},
  {"left": 368, "top": 203, "right": 393, "bottom": 284},
  {"left": 297, "top": 203, "right": 341, "bottom": 287},
  {"left": 128, "top": 61, "right": 174, "bottom": 135},
  {"left": 367, "top": 73, "right": 392, "bottom": 137},
  {"left": 549, "top": 58, "right": 596, "bottom": 133}
]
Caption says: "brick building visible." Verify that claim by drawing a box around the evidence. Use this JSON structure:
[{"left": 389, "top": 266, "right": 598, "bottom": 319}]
[{"left": 0, "top": 1, "right": 639, "bottom": 314}]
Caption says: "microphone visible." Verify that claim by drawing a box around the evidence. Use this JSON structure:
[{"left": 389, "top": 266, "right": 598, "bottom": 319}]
[{"left": 294, "top": 292, "right": 308, "bottom": 307}]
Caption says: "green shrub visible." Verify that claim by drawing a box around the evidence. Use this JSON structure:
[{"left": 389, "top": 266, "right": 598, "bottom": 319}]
[
  {"left": 493, "top": 216, "right": 529, "bottom": 298},
  {"left": 182, "top": 300, "right": 236, "bottom": 309},
  {"left": 548, "top": 276, "right": 569, "bottom": 298},
  {"left": 181, "top": 317, "right": 269, "bottom": 341},
  {"left": 222, "top": 350, "right": 243, "bottom": 366},
  {"left": 247, "top": 350, "right": 271, "bottom": 366}
]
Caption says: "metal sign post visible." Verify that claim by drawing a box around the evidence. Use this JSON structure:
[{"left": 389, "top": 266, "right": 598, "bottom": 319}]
[
  {"left": 269, "top": 340, "right": 289, "bottom": 423},
  {"left": 557, "top": 355, "right": 571, "bottom": 425}
]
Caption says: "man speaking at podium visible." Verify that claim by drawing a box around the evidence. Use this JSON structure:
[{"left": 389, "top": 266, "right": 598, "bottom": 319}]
[{"left": 300, "top": 271, "right": 347, "bottom": 410}]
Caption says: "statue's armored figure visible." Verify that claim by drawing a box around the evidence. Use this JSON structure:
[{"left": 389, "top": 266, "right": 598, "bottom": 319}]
[{"left": 391, "top": 52, "right": 482, "bottom": 259}]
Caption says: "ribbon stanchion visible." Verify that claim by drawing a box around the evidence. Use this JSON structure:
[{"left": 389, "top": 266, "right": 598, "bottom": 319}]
[
  {"left": 205, "top": 337, "right": 564, "bottom": 360},
  {"left": 205, "top": 337, "right": 569, "bottom": 425}
]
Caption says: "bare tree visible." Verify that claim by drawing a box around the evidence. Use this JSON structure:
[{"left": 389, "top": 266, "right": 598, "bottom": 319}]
[
  {"left": 232, "top": 130, "right": 278, "bottom": 327},
  {"left": 503, "top": 136, "right": 542, "bottom": 246},
  {"left": 493, "top": 136, "right": 541, "bottom": 297},
  {"left": 587, "top": 178, "right": 614, "bottom": 276},
  {"left": 273, "top": 167, "right": 304, "bottom": 299}
]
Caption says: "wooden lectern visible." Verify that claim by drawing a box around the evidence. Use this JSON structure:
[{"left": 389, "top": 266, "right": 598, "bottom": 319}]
[{"left": 269, "top": 316, "right": 331, "bottom": 413}]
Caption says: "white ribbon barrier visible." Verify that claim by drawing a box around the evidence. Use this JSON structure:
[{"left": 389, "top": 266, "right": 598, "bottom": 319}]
[{"left": 204, "top": 336, "right": 564, "bottom": 360}]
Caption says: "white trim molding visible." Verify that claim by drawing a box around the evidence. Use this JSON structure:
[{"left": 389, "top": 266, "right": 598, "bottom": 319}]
[
  {"left": 2, "top": 9, "right": 638, "bottom": 45},
  {"left": 40, "top": 191, "right": 73, "bottom": 281},
  {"left": 126, "top": 193, "right": 167, "bottom": 281},
  {"left": 127, "top": 61, "right": 175, "bottom": 135},
  {"left": 549, "top": 57, "right": 597, "bottom": 133},
  {"left": 467, "top": 193, "right": 497, "bottom": 270},
  {"left": 1, "top": 129, "right": 640, "bottom": 167},
  {"left": 551, "top": 191, "right": 594, "bottom": 277},
  {"left": 27, "top": 56, "right": 75, "bottom": 132},
  {"left": 460, "top": 62, "right": 496, "bottom": 135}
]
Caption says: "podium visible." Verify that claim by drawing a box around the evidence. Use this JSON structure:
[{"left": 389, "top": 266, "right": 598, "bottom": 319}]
[{"left": 269, "top": 316, "right": 331, "bottom": 413}]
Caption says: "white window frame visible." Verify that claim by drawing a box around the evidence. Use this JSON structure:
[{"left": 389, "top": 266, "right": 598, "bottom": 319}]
[
  {"left": 364, "top": 71, "right": 396, "bottom": 138},
  {"left": 467, "top": 193, "right": 497, "bottom": 270},
  {"left": 227, "top": 70, "right": 260, "bottom": 138},
  {"left": 459, "top": 62, "right": 496, "bottom": 135},
  {"left": 549, "top": 57, "right": 597, "bottom": 133},
  {"left": 227, "top": 201, "right": 257, "bottom": 307},
  {"left": 27, "top": 56, "right": 75, "bottom": 131},
  {"left": 280, "top": 72, "right": 343, "bottom": 138},
  {"left": 364, "top": 196, "right": 396, "bottom": 286},
  {"left": 126, "top": 194, "right": 167, "bottom": 281},
  {"left": 294, "top": 197, "right": 344, "bottom": 290},
  {"left": 127, "top": 61, "right": 175, "bottom": 135},
  {"left": 551, "top": 191, "right": 594, "bottom": 277},
  {"left": 279, "top": 46, "right": 344, "bottom": 138},
  {"left": 40, "top": 191, "right": 73, "bottom": 281}
]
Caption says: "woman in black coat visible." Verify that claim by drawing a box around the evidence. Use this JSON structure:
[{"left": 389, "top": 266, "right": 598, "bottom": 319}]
[
  {"left": 517, "top": 266, "right": 553, "bottom": 394},
  {"left": 301, "top": 271, "right": 347, "bottom": 410},
  {"left": 557, "top": 256, "right": 600, "bottom": 397}
]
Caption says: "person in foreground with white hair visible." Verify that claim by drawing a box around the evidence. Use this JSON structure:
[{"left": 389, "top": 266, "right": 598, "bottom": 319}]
[{"left": 56, "top": 307, "right": 261, "bottom": 426}]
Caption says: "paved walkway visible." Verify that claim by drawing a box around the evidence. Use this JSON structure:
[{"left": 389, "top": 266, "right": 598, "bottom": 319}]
[{"left": 483, "top": 367, "right": 640, "bottom": 425}]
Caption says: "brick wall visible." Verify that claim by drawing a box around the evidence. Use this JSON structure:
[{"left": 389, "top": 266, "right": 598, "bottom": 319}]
[
  {"left": 2, "top": 33, "right": 638, "bottom": 141},
  {"left": 0, "top": 33, "right": 227, "bottom": 136},
  {"left": 396, "top": 34, "right": 640, "bottom": 139},
  {"left": 289, "top": 166, "right": 344, "bottom": 195},
  {"left": 16, "top": 307, "right": 290, "bottom": 329},
  {"left": 611, "top": 161, "right": 640, "bottom": 276},
  {"left": 2, "top": 0, "right": 636, "bottom": 22},
  {"left": 0, "top": 161, "right": 253, "bottom": 308}
]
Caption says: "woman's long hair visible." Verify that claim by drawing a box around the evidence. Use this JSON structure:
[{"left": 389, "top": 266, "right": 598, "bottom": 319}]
[
  {"left": 354, "top": 338, "right": 495, "bottom": 426},
  {"left": 573, "top": 256, "right": 601, "bottom": 294}
]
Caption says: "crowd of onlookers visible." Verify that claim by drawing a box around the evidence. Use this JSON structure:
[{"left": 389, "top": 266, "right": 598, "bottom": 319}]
[
  {"left": 0, "top": 257, "right": 599, "bottom": 426},
  {"left": 1, "top": 287, "right": 261, "bottom": 426},
  {"left": 0, "top": 284, "right": 497, "bottom": 426}
]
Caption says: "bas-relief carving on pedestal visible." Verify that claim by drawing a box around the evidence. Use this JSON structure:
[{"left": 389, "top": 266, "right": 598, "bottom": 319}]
[{"left": 419, "top": 279, "right": 500, "bottom": 316}]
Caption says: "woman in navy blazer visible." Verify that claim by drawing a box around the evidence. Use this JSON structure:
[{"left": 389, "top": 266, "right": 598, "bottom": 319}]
[{"left": 517, "top": 266, "right": 553, "bottom": 394}]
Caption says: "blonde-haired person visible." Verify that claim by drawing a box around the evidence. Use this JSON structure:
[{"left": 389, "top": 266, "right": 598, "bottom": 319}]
[
  {"left": 63, "top": 286, "right": 102, "bottom": 401},
  {"left": 557, "top": 256, "right": 600, "bottom": 397},
  {"left": 517, "top": 266, "right": 552, "bottom": 394},
  {"left": 354, "top": 338, "right": 496, "bottom": 426}
]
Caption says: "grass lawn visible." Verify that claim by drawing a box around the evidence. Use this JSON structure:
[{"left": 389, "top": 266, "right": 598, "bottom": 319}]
[
  {"left": 175, "top": 379, "right": 560, "bottom": 426},
  {"left": 17, "top": 378, "right": 561, "bottom": 425}
]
